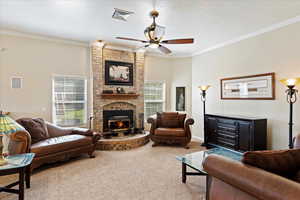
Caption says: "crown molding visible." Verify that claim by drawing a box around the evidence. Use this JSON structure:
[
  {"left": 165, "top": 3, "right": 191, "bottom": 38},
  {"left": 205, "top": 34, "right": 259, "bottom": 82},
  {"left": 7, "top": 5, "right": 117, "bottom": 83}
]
[
  {"left": 145, "top": 51, "right": 192, "bottom": 59},
  {"left": 193, "top": 15, "right": 300, "bottom": 56},
  {"left": 0, "top": 29, "right": 89, "bottom": 47}
]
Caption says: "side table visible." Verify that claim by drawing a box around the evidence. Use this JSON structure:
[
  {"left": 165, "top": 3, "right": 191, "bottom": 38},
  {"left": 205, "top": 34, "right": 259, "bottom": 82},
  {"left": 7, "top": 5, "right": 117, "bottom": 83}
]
[{"left": 0, "top": 153, "right": 35, "bottom": 200}]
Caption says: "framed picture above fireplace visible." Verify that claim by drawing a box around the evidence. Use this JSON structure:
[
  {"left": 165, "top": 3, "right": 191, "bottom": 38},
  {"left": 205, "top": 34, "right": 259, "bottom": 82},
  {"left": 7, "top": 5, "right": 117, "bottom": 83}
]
[{"left": 105, "top": 60, "right": 133, "bottom": 86}]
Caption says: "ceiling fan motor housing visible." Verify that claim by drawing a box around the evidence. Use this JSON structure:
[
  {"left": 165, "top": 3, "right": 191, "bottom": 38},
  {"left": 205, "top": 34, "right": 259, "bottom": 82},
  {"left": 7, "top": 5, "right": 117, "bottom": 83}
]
[{"left": 150, "top": 10, "right": 159, "bottom": 18}]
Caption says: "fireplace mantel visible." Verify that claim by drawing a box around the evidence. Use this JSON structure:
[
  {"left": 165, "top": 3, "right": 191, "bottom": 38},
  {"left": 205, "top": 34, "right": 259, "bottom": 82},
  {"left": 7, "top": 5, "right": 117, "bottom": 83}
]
[{"left": 101, "top": 93, "right": 140, "bottom": 99}]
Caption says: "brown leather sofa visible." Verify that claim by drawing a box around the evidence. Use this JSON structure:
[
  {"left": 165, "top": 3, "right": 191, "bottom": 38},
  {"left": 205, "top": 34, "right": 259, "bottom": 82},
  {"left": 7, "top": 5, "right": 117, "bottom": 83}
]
[
  {"left": 147, "top": 112, "right": 194, "bottom": 148},
  {"left": 203, "top": 134, "right": 300, "bottom": 200},
  {"left": 9, "top": 118, "right": 101, "bottom": 171}
]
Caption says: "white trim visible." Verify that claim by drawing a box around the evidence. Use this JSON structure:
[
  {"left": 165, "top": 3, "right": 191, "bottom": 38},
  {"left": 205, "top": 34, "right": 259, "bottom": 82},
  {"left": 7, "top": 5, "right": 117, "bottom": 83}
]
[
  {"left": 52, "top": 75, "right": 88, "bottom": 127},
  {"left": 194, "top": 15, "right": 300, "bottom": 56},
  {"left": 192, "top": 136, "right": 203, "bottom": 142},
  {"left": 146, "top": 51, "right": 192, "bottom": 58},
  {"left": 0, "top": 29, "right": 89, "bottom": 47}
]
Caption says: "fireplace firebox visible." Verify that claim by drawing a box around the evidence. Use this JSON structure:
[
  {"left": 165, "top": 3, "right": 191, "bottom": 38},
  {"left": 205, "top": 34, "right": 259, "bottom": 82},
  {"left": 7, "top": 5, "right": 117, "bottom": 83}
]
[
  {"left": 103, "top": 110, "right": 134, "bottom": 136},
  {"left": 108, "top": 116, "right": 130, "bottom": 131}
]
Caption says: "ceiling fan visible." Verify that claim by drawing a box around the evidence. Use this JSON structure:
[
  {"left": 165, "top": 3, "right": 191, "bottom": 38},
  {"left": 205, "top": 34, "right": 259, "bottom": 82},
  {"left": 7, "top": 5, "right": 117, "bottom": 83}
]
[{"left": 116, "top": 10, "right": 194, "bottom": 54}]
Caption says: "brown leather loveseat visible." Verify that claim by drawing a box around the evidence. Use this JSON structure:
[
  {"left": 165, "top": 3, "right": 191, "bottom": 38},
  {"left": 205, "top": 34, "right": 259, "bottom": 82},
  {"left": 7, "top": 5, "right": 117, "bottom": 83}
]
[
  {"left": 203, "top": 134, "right": 300, "bottom": 200},
  {"left": 9, "top": 118, "right": 101, "bottom": 171}
]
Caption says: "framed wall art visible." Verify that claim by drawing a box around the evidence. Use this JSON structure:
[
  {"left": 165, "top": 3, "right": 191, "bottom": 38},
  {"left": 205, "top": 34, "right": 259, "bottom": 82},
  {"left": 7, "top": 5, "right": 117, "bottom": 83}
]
[
  {"left": 221, "top": 73, "right": 275, "bottom": 100},
  {"left": 105, "top": 60, "right": 133, "bottom": 86},
  {"left": 176, "top": 87, "right": 186, "bottom": 111}
]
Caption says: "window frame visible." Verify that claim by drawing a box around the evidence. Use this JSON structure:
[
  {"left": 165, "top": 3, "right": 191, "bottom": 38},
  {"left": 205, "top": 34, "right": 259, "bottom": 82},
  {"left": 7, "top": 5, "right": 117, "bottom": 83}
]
[
  {"left": 144, "top": 80, "right": 166, "bottom": 120},
  {"left": 52, "top": 74, "right": 88, "bottom": 127}
]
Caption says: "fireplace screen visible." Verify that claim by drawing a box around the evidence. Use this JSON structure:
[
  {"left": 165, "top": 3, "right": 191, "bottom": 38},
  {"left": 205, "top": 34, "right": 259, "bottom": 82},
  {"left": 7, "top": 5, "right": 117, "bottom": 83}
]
[
  {"left": 108, "top": 116, "right": 130, "bottom": 131},
  {"left": 103, "top": 110, "right": 134, "bottom": 133}
]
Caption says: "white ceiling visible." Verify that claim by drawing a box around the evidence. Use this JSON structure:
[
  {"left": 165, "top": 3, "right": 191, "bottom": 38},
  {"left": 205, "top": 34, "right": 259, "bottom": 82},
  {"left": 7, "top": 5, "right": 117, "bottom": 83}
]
[{"left": 1, "top": 0, "right": 300, "bottom": 57}]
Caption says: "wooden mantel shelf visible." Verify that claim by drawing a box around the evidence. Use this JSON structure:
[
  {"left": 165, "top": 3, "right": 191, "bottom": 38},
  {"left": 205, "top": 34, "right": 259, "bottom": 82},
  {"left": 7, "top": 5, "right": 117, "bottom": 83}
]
[{"left": 101, "top": 93, "right": 140, "bottom": 99}]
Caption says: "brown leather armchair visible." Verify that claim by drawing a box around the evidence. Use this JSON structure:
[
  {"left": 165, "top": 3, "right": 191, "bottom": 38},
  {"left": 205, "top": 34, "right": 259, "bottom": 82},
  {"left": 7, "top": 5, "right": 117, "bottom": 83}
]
[
  {"left": 203, "top": 134, "right": 300, "bottom": 200},
  {"left": 147, "top": 112, "right": 194, "bottom": 148},
  {"left": 8, "top": 118, "right": 101, "bottom": 171}
]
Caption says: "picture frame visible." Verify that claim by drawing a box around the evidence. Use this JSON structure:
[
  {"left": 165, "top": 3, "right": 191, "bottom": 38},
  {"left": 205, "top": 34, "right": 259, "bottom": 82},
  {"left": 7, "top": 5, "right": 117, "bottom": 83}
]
[
  {"left": 221, "top": 73, "right": 275, "bottom": 100},
  {"left": 176, "top": 87, "right": 186, "bottom": 111},
  {"left": 105, "top": 60, "right": 133, "bottom": 86}
]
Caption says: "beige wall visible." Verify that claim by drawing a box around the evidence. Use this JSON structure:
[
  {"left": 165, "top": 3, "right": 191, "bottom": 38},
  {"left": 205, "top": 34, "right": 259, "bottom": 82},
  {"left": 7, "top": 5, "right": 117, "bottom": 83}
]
[
  {"left": 145, "top": 56, "right": 173, "bottom": 111},
  {"left": 192, "top": 22, "right": 300, "bottom": 149},
  {"left": 0, "top": 34, "right": 90, "bottom": 123},
  {"left": 170, "top": 57, "right": 192, "bottom": 115},
  {"left": 145, "top": 55, "right": 192, "bottom": 115}
]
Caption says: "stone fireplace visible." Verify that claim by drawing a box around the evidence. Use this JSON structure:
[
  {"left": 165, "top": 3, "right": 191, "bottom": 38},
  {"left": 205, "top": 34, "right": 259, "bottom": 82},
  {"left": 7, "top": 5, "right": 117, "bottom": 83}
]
[{"left": 91, "top": 43, "right": 145, "bottom": 133}]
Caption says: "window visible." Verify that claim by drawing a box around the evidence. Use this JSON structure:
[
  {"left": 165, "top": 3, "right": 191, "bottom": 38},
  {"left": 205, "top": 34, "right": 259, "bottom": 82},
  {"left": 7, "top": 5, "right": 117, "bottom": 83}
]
[
  {"left": 52, "top": 76, "right": 87, "bottom": 127},
  {"left": 144, "top": 81, "right": 166, "bottom": 120}
]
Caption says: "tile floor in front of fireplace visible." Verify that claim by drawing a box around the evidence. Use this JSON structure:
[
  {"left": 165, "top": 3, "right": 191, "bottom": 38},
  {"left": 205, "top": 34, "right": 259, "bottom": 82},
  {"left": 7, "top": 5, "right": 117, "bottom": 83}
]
[{"left": 0, "top": 140, "right": 206, "bottom": 200}]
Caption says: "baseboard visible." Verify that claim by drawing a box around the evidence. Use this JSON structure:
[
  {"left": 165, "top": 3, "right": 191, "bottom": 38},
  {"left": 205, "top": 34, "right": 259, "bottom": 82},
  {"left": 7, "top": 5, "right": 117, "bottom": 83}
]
[{"left": 192, "top": 136, "right": 203, "bottom": 142}]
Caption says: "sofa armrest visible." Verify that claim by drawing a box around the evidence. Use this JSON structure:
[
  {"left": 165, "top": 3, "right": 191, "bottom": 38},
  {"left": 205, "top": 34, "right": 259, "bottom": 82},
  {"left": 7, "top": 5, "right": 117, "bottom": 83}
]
[
  {"left": 71, "top": 128, "right": 101, "bottom": 144},
  {"left": 147, "top": 115, "right": 157, "bottom": 135},
  {"left": 91, "top": 132, "right": 102, "bottom": 144},
  {"left": 203, "top": 155, "right": 300, "bottom": 200},
  {"left": 8, "top": 130, "right": 32, "bottom": 155},
  {"left": 184, "top": 118, "right": 194, "bottom": 127},
  {"left": 147, "top": 114, "right": 157, "bottom": 124},
  {"left": 184, "top": 118, "right": 194, "bottom": 138}
]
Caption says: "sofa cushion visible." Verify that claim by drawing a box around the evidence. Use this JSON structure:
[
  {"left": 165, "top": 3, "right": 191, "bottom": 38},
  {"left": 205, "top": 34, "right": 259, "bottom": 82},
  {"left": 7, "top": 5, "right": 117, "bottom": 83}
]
[
  {"left": 154, "top": 128, "right": 185, "bottom": 137},
  {"left": 16, "top": 118, "right": 49, "bottom": 144},
  {"left": 31, "top": 134, "right": 92, "bottom": 157},
  {"left": 157, "top": 112, "right": 180, "bottom": 128},
  {"left": 242, "top": 149, "right": 300, "bottom": 180}
]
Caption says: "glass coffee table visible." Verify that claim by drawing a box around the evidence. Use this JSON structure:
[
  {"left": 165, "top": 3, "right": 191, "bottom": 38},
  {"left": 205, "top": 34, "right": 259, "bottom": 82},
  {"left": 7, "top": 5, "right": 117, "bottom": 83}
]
[
  {"left": 176, "top": 148, "right": 242, "bottom": 199},
  {"left": 0, "top": 153, "right": 35, "bottom": 200}
]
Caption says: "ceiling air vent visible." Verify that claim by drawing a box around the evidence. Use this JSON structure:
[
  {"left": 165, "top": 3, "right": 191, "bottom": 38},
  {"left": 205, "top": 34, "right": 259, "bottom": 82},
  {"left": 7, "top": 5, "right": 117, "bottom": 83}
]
[{"left": 112, "top": 8, "right": 134, "bottom": 21}]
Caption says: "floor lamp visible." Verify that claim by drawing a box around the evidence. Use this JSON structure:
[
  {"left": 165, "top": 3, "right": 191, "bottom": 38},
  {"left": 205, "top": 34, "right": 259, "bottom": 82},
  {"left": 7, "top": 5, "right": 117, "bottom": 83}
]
[
  {"left": 280, "top": 78, "right": 300, "bottom": 149},
  {"left": 199, "top": 85, "right": 211, "bottom": 146}
]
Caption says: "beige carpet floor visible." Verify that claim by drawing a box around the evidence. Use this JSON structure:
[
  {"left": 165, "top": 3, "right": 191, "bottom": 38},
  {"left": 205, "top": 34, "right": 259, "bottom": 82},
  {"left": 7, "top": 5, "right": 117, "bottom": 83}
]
[{"left": 0, "top": 140, "right": 206, "bottom": 200}]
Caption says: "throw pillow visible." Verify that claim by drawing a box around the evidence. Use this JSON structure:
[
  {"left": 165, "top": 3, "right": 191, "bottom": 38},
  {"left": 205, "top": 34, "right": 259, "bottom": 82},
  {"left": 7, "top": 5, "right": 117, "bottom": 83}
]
[
  {"left": 242, "top": 149, "right": 300, "bottom": 178},
  {"left": 16, "top": 118, "right": 50, "bottom": 144}
]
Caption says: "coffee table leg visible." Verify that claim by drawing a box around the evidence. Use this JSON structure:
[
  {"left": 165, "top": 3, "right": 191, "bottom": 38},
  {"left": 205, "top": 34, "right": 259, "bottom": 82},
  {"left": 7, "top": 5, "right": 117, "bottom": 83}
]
[
  {"left": 19, "top": 168, "right": 25, "bottom": 200},
  {"left": 25, "top": 165, "right": 31, "bottom": 189},
  {"left": 182, "top": 163, "right": 187, "bottom": 183}
]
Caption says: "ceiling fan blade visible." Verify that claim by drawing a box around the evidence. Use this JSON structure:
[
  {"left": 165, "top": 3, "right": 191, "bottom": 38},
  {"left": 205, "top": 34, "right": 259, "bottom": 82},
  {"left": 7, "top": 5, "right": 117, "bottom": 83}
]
[
  {"left": 161, "top": 38, "right": 194, "bottom": 44},
  {"left": 158, "top": 45, "right": 172, "bottom": 54},
  {"left": 116, "top": 37, "right": 147, "bottom": 43}
]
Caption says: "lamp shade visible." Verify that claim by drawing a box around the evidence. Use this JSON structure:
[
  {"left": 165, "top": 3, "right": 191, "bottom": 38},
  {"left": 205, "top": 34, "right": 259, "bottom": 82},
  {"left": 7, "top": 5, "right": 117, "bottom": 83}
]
[
  {"left": 280, "top": 78, "right": 300, "bottom": 87},
  {"left": 199, "top": 85, "right": 211, "bottom": 91},
  {"left": 0, "top": 114, "right": 23, "bottom": 135}
]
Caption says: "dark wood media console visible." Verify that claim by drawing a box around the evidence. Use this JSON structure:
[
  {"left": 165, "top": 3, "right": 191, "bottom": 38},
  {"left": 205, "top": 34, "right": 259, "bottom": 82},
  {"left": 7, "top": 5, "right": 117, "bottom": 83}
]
[{"left": 204, "top": 114, "right": 267, "bottom": 152}]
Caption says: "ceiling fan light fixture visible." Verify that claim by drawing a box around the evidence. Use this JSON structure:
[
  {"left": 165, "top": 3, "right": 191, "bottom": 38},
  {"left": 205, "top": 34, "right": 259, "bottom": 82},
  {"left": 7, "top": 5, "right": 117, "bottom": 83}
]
[
  {"left": 149, "top": 43, "right": 159, "bottom": 49},
  {"left": 144, "top": 24, "right": 165, "bottom": 41}
]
